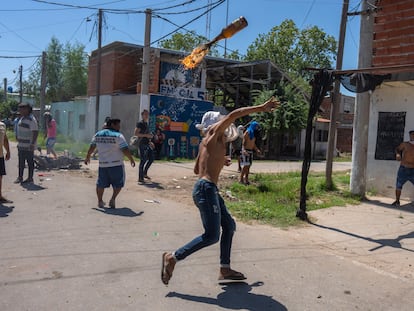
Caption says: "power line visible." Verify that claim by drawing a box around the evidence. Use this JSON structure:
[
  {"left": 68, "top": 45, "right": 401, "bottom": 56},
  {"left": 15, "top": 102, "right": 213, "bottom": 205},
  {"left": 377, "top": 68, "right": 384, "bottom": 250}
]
[
  {"left": 0, "top": 55, "right": 41, "bottom": 58},
  {"left": 151, "top": 0, "right": 225, "bottom": 45}
]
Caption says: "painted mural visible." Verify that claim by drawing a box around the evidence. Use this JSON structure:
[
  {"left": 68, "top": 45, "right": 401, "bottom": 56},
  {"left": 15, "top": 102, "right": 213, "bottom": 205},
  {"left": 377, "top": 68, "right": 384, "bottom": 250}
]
[{"left": 149, "top": 94, "right": 213, "bottom": 159}]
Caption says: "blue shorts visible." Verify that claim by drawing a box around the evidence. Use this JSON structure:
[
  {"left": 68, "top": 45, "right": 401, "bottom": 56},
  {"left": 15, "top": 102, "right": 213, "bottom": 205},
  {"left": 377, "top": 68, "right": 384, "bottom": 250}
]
[
  {"left": 46, "top": 138, "right": 56, "bottom": 149},
  {"left": 97, "top": 165, "right": 125, "bottom": 188},
  {"left": 396, "top": 165, "right": 414, "bottom": 190}
]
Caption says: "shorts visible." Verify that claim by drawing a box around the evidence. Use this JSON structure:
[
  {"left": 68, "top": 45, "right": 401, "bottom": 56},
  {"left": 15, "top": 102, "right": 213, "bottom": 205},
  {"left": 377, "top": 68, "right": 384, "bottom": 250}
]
[
  {"left": 97, "top": 165, "right": 125, "bottom": 188},
  {"left": 396, "top": 165, "right": 414, "bottom": 190},
  {"left": 240, "top": 150, "right": 253, "bottom": 167},
  {"left": 0, "top": 157, "right": 6, "bottom": 176},
  {"left": 46, "top": 138, "right": 56, "bottom": 149}
]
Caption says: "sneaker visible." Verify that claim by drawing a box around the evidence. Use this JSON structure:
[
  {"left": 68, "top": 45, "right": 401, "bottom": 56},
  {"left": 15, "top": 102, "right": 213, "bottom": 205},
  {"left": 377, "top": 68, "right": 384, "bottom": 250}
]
[
  {"left": 109, "top": 199, "right": 115, "bottom": 209},
  {"left": 21, "top": 178, "right": 34, "bottom": 184},
  {"left": 391, "top": 200, "right": 400, "bottom": 207},
  {"left": 98, "top": 201, "right": 105, "bottom": 208},
  {"left": 14, "top": 177, "right": 23, "bottom": 184},
  {"left": 144, "top": 175, "right": 151, "bottom": 180},
  {"left": 138, "top": 179, "right": 145, "bottom": 183}
]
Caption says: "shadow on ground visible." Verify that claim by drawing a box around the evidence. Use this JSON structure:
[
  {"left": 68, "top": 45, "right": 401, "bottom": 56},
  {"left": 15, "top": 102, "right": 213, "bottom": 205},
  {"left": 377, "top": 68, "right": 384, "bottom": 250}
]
[
  {"left": 366, "top": 199, "right": 414, "bottom": 214},
  {"left": 311, "top": 221, "right": 414, "bottom": 252},
  {"left": 92, "top": 207, "right": 144, "bottom": 217},
  {"left": 166, "top": 281, "right": 287, "bottom": 311}
]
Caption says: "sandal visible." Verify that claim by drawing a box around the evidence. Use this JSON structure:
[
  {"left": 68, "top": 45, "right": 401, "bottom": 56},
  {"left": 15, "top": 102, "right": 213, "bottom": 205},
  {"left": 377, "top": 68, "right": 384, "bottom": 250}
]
[
  {"left": 218, "top": 268, "right": 246, "bottom": 281},
  {"left": 161, "top": 252, "right": 176, "bottom": 285}
]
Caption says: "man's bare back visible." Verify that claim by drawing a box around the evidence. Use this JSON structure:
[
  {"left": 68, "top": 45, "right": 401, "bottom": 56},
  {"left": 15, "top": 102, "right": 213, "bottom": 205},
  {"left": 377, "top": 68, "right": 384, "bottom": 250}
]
[{"left": 194, "top": 97, "right": 280, "bottom": 185}]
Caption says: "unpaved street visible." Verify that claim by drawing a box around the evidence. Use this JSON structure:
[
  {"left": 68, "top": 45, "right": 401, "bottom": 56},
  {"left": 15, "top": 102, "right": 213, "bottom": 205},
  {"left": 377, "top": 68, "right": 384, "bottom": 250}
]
[{"left": 1, "top": 143, "right": 413, "bottom": 311}]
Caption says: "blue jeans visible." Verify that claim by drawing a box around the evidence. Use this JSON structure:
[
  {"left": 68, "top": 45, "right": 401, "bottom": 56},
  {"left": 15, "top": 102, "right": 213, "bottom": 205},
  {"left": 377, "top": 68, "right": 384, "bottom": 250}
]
[
  {"left": 139, "top": 144, "right": 154, "bottom": 180},
  {"left": 174, "top": 179, "right": 236, "bottom": 266}
]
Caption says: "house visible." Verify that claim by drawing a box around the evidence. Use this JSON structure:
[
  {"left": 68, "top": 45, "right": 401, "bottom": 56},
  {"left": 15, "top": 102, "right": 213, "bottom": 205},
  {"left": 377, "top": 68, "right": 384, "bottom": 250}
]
[
  {"left": 85, "top": 41, "right": 300, "bottom": 158},
  {"left": 365, "top": 0, "right": 414, "bottom": 199}
]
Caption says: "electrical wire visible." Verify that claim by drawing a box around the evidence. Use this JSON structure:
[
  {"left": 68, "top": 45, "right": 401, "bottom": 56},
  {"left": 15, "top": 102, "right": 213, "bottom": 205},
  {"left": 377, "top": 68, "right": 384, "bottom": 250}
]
[
  {"left": 151, "top": 0, "right": 225, "bottom": 45},
  {"left": 152, "top": 0, "right": 197, "bottom": 12},
  {"left": 154, "top": 0, "right": 224, "bottom": 16}
]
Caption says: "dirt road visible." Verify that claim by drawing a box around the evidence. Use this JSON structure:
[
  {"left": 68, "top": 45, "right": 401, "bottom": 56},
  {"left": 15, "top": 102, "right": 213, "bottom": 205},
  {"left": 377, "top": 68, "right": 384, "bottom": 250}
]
[{"left": 1, "top": 145, "right": 413, "bottom": 311}]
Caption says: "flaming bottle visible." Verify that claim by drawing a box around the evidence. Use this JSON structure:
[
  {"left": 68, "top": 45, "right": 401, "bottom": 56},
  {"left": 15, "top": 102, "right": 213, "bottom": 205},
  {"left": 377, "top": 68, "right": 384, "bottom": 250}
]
[
  {"left": 181, "top": 16, "right": 248, "bottom": 69},
  {"left": 209, "top": 16, "right": 248, "bottom": 46}
]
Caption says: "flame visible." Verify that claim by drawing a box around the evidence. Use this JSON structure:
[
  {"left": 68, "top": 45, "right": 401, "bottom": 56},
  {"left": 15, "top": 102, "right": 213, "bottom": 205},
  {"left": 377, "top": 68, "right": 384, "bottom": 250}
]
[{"left": 181, "top": 45, "right": 209, "bottom": 69}]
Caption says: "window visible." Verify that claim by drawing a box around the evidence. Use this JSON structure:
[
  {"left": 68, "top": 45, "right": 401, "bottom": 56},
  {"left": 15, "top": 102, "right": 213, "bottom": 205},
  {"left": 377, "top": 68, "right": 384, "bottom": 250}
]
[
  {"left": 316, "top": 130, "right": 329, "bottom": 142},
  {"left": 79, "top": 114, "right": 85, "bottom": 129}
]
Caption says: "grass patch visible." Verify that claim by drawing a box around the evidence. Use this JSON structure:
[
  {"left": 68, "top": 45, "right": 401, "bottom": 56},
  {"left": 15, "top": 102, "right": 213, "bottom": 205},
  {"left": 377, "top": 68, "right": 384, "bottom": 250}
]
[{"left": 224, "top": 170, "right": 360, "bottom": 228}]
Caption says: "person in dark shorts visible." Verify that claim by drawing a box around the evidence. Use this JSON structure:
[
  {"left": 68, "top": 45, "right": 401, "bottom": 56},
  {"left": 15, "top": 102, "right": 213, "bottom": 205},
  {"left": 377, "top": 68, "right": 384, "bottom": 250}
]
[
  {"left": 240, "top": 121, "right": 261, "bottom": 185},
  {"left": 392, "top": 130, "right": 414, "bottom": 206}
]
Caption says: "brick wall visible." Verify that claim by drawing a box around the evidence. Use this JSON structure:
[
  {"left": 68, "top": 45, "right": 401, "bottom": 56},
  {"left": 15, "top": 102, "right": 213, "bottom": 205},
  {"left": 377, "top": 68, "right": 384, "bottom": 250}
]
[
  {"left": 88, "top": 42, "right": 142, "bottom": 96},
  {"left": 373, "top": 0, "right": 414, "bottom": 66}
]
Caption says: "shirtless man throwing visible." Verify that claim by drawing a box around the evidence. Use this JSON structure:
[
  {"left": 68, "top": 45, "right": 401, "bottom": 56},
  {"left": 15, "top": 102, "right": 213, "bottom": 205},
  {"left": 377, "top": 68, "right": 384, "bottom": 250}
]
[
  {"left": 392, "top": 130, "right": 414, "bottom": 206},
  {"left": 161, "top": 97, "right": 279, "bottom": 285}
]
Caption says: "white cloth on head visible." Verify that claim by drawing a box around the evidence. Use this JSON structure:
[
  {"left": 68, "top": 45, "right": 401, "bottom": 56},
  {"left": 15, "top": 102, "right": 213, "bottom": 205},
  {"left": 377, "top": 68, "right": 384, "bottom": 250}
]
[
  {"left": 195, "top": 111, "right": 238, "bottom": 142},
  {"left": 195, "top": 111, "right": 223, "bottom": 132}
]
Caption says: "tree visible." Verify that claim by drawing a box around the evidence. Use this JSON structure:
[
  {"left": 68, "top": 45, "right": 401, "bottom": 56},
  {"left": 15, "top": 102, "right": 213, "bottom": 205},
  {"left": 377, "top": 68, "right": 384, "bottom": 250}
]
[
  {"left": 22, "top": 37, "right": 88, "bottom": 104},
  {"left": 46, "top": 36, "right": 64, "bottom": 103},
  {"left": 62, "top": 42, "right": 88, "bottom": 100},
  {"left": 245, "top": 19, "right": 337, "bottom": 85},
  {"left": 158, "top": 31, "right": 220, "bottom": 57}
]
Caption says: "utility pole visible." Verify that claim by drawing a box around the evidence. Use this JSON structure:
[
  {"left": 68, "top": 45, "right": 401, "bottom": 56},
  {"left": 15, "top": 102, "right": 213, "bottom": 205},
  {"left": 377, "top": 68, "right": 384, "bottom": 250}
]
[
  {"left": 140, "top": 8, "right": 152, "bottom": 119},
  {"left": 350, "top": 0, "right": 375, "bottom": 196},
  {"left": 326, "top": 0, "right": 349, "bottom": 189},
  {"left": 3, "top": 78, "right": 6, "bottom": 101},
  {"left": 19, "top": 65, "right": 23, "bottom": 103},
  {"left": 39, "top": 51, "right": 47, "bottom": 132},
  {"left": 95, "top": 9, "right": 103, "bottom": 131}
]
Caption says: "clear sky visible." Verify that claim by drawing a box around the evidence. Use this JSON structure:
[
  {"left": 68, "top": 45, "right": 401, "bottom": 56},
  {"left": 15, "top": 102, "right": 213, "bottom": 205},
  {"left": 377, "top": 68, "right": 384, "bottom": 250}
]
[{"left": 0, "top": 0, "right": 363, "bottom": 91}]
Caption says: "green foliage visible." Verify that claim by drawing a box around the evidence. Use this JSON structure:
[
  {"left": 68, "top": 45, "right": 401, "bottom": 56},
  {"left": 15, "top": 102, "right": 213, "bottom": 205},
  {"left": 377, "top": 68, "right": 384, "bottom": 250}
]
[
  {"left": 158, "top": 31, "right": 220, "bottom": 57},
  {"left": 22, "top": 37, "right": 88, "bottom": 105},
  {"left": 224, "top": 171, "right": 360, "bottom": 227},
  {"left": 0, "top": 99, "right": 19, "bottom": 119},
  {"left": 245, "top": 19, "right": 337, "bottom": 82},
  {"left": 62, "top": 42, "right": 88, "bottom": 100}
]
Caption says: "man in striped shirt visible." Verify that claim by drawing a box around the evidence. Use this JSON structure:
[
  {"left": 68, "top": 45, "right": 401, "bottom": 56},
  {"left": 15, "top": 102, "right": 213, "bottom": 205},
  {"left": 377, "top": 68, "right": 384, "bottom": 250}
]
[{"left": 14, "top": 102, "right": 38, "bottom": 184}]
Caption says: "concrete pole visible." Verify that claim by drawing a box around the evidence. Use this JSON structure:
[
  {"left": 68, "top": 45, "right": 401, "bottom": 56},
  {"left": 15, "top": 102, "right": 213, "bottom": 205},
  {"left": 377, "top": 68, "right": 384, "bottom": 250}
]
[
  {"left": 94, "top": 9, "right": 103, "bottom": 132},
  {"left": 140, "top": 8, "right": 152, "bottom": 120},
  {"left": 19, "top": 65, "right": 23, "bottom": 103},
  {"left": 39, "top": 51, "right": 47, "bottom": 132},
  {"left": 326, "top": 0, "right": 349, "bottom": 189},
  {"left": 350, "top": 0, "right": 375, "bottom": 196}
]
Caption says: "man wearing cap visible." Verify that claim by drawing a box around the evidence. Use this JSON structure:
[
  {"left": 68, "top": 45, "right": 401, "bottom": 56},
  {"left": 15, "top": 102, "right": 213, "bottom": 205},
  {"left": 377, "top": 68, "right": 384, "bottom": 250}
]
[
  {"left": 392, "top": 130, "right": 414, "bottom": 206},
  {"left": 161, "top": 97, "right": 280, "bottom": 285},
  {"left": 14, "top": 102, "right": 38, "bottom": 184}
]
